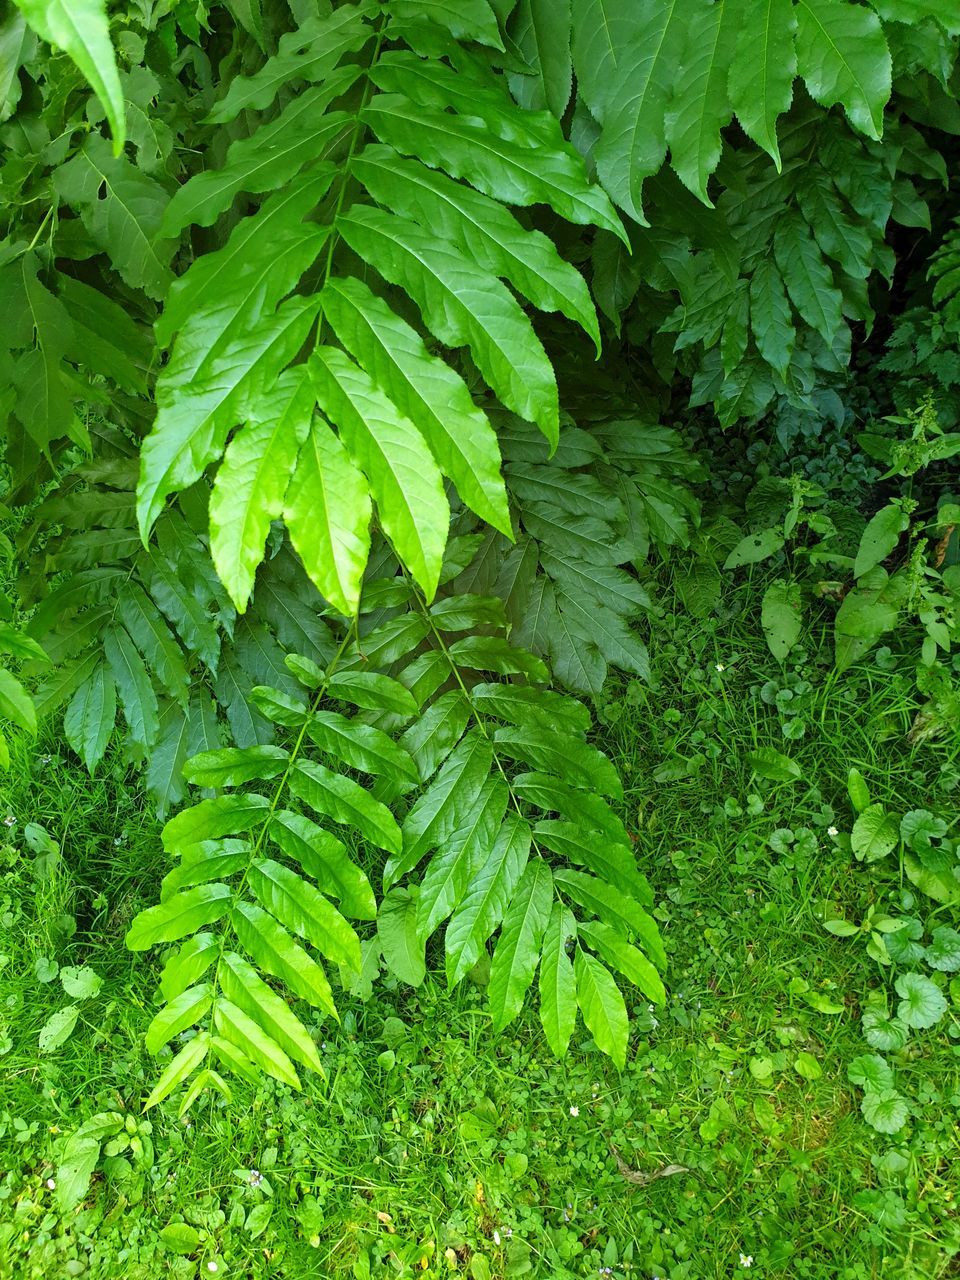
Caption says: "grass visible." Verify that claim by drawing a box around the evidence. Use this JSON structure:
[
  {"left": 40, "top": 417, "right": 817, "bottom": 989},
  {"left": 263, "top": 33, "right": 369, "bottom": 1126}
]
[{"left": 1, "top": 576, "right": 959, "bottom": 1280}]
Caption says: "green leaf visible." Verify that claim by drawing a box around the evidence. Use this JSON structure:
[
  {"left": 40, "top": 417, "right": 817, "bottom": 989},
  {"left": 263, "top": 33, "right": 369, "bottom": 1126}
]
[
  {"left": 724, "top": 528, "right": 785, "bottom": 569},
  {"left": 232, "top": 900, "right": 337, "bottom": 1017},
  {"left": 570, "top": 0, "right": 635, "bottom": 119},
  {"left": 903, "top": 811, "right": 952, "bottom": 858},
  {"left": 746, "top": 747, "right": 801, "bottom": 782},
  {"left": 144, "top": 984, "right": 213, "bottom": 1054},
  {"left": 553, "top": 869, "right": 665, "bottom": 967},
  {"left": 144, "top": 1033, "right": 211, "bottom": 1110},
  {"left": 469, "top": 683, "right": 591, "bottom": 735},
  {"left": 853, "top": 503, "right": 909, "bottom": 578},
  {"left": 220, "top": 950, "right": 323, "bottom": 1074},
  {"left": 576, "top": 919, "right": 665, "bottom": 1005},
  {"left": 248, "top": 686, "right": 309, "bottom": 728},
  {"left": 847, "top": 1053, "right": 895, "bottom": 1093},
  {"left": 159, "top": 1223, "right": 202, "bottom": 1255},
  {"left": 851, "top": 804, "right": 900, "bottom": 863},
  {"left": 118, "top": 584, "right": 190, "bottom": 707},
  {"left": 53, "top": 137, "right": 171, "bottom": 296},
  {"left": 895, "top": 972, "right": 948, "bottom": 1029},
  {"left": 377, "top": 887, "right": 426, "bottom": 987},
  {"left": 159, "top": 934, "right": 219, "bottom": 1003},
  {"left": 282, "top": 420, "right": 371, "bottom": 619},
  {"left": 794, "top": 1050, "right": 822, "bottom": 1080},
  {"left": 389, "top": 731, "right": 494, "bottom": 888},
  {"left": 574, "top": 948, "right": 628, "bottom": 1070},
  {"left": 289, "top": 759, "right": 401, "bottom": 855},
  {"left": 270, "top": 809, "right": 376, "bottom": 920},
  {"left": 491, "top": 725, "right": 623, "bottom": 798},
  {"left": 446, "top": 814, "right": 531, "bottom": 988},
  {"left": 214, "top": 998, "right": 300, "bottom": 1090},
  {"left": 56, "top": 1116, "right": 122, "bottom": 1213},
  {"left": 0, "top": 623, "right": 48, "bottom": 663},
  {"left": 761, "top": 579, "right": 802, "bottom": 663},
  {"left": 146, "top": 554, "right": 221, "bottom": 673},
  {"left": 161, "top": 92, "right": 351, "bottom": 236},
  {"left": 416, "top": 778, "right": 509, "bottom": 941},
  {"left": 593, "top": 0, "right": 686, "bottom": 224},
  {"left": 554, "top": 590, "right": 650, "bottom": 683},
  {"left": 309, "top": 346, "right": 448, "bottom": 599},
  {"left": 306, "top": 709, "right": 417, "bottom": 784},
  {"left": 321, "top": 274, "right": 510, "bottom": 535},
  {"left": 488, "top": 858, "right": 553, "bottom": 1032},
  {"left": 137, "top": 295, "right": 322, "bottom": 540},
  {"left": 445, "top": 637, "right": 549, "bottom": 682},
  {"left": 14, "top": 0, "right": 125, "bottom": 149},
  {"left": 126, "top": 884, "right": 233, "bottom": 950},
  {"left": 59, "top": 965, "right": 102, "bottom": 999},
  {"left": 774, "top": 216, "right": 844, "bottom": 346},
  {"left": 533, "top": 820, "right": 653, "bottom": 908},
  {"left": 337, "top": 207, "right": 559, "bottom": 449},
  {"left": 664, "top": 0, "right": 737, "bottom": 204},
  {"left": 513, "top": 772, "right": 630, "bottom": 844},
  {"left": 182, "top": 746, "right": 289, "bottom": 789},
  {"left": 750, "top": 258, "right": 795, "bottom": 377},
  {"left": 210, "top": 370, "right": 316, "bottom": 612},
  {"left": 0, "top": 12, "right": 32, "bottom": 123},
  {"left": 361, "top": 90, "right": 626, "bottom": 244},
  {"left": 157, "top": 172, "right": 334, "bottom": 348},
  {"left": 795, "top": 0, "right": 891, "bottom": 141},
  {"left": 728, "top": 0, "right": 796, "bottom": 169},
  {"left": 352, "top": 150, "right": 598, "bottom": 350},
  {"left": 541, "top": 548, "right": 650, "bottom": 614},
  {"left": 205, "top": 5, "right": 374, "bottom": 122},
  {"left": 162, "top": 794, "right": 272, "bottom": 853},
  {"left": 103, "top": 626, "right": 158, "bottom": 749},
  {"left": 325, "top": 670, "right": 418, "bottom": 718},
  {"left": 0, "top": 668, "right": 37, "bottom": 735},
  {"left": 247, "top": 857, "right": 361, "bottom": 973},
  {"left": 860, "top": 1089, "right": 909, "bottom": 1134},
  {"left": 38, "top": 1005, "right": 80, "bottom": 1052},
  {"left": 862, "top": 1007, "right": 909, "bottom": 1052},
  {"left": 209, "top": 1034, "right": 261, "bottom": 1087},
  {"left": 847, "top": 767, "right": 871, "bottom": 814},
  {"left": 538, "top": 903, "right": 578, "bottom": 1057},
  {"left": 391, "top": 0, "right": 504, "bottom": 47},
  {"left": 925, "top": 927, "right": 960, "bottom": 973},
  {"left": 834, "top": 568, "right": 904, "bottom": 671},
  {"left": 160, "top": 841, "right": 248, "bottom": 898},
  {"left": 510, "top": 0, "right": 572, "bottom": 118}
]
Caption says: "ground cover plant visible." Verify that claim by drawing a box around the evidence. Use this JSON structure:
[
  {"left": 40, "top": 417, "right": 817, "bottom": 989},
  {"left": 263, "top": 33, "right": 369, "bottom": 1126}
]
[{"left": 1, "top": 0, "right": 960, "bottom": 1276}]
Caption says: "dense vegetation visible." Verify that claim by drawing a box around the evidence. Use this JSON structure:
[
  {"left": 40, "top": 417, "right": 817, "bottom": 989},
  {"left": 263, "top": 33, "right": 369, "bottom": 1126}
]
[{"left": 1, "top": 0, "right": 958, "bottom": 1276}]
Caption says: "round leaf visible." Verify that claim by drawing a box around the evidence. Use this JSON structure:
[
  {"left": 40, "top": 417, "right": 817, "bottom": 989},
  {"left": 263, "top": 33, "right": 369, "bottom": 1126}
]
[
  {"left": 860, "top": 1089, "right": 909, "bottom": 1135},
  {"left": 925, "top": 927, "right": 960, "bottom": 973},
  {"left": 895, "top": 972, "right": 948, "bottom": 1029}
]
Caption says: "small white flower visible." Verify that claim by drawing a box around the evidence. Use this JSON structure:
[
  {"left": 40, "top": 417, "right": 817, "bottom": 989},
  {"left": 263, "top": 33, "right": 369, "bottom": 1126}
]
[
  {"left": 569, "top": 1105, "right": 579, "bottom": 1117},
  {"left": 207, "top": 1264, "right": 218, "bottom": 1274},
  {"left": 715, "top": 663, "right": 725, "bottom": 673},
  {"left": 827, "top": 826, "right": 839, "bottom": 837},
  {"left": 739, "top": 1255, "right": 753, "bottom": 1268},
  {"left": 248, "top": 1169, "right": 263, "bottom": 1188},
  {"left": 46, "top": 1178, "right": 56, "bottom": 1190},
  {"left": 3, "top": 815, "right": 15, "bottom": 828}
]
